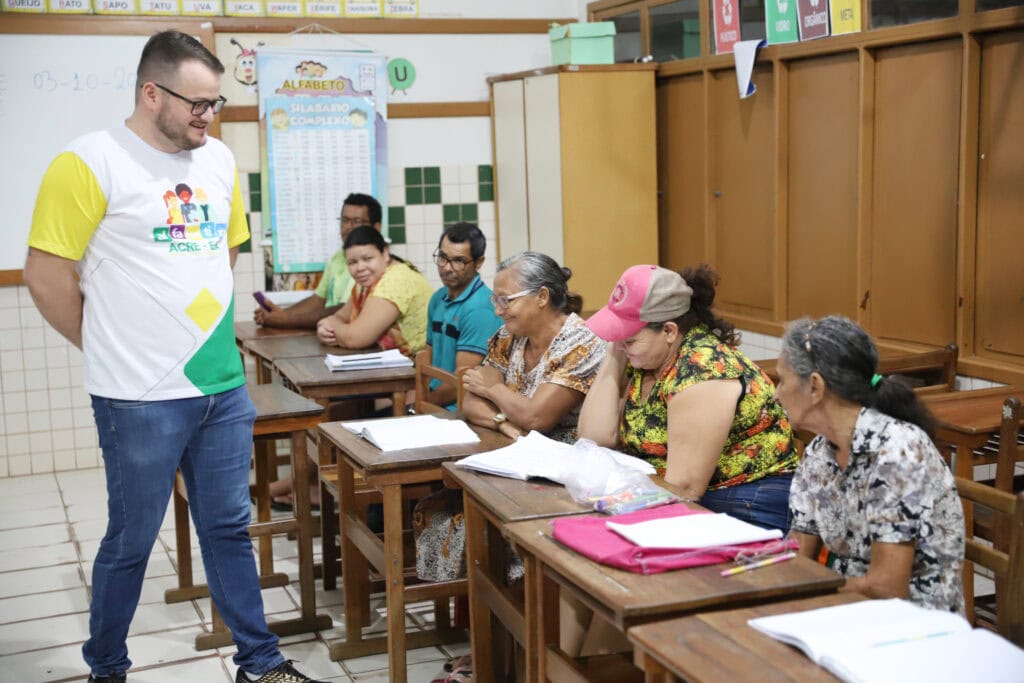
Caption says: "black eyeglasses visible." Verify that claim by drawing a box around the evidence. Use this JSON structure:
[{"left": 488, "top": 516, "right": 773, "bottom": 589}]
[
  {"left": 154, "top": 83, "right": 227, "bottom": 116},
  {"left": 433, "top": 250, "right": 474, "bottom": 271}
]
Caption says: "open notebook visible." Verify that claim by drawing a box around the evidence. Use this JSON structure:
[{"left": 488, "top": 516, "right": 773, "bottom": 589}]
[
  {"left": 455, "top": 431, "right": 655, "bottom": 483},
  {"left": 341, "top": 415, "right": 480, "bottom": 452},
  {"left": 324, "top": 349, "right": 413, "bottom": 371},
  {"left": 748, "top": 598, "right": 1024, "bottom": 683}
]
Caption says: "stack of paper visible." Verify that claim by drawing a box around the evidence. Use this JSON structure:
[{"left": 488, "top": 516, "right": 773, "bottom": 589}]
[
  {"left": 325, "top": 349, "right": 413, "bottom": 371},
  {"left": 455, "top": 431, "right": 654, "bottom": 482},
  {"left": 748, "top": 598, "right": 1024, "bottom": 683},
  {"left": 607, "top": 513, "right": 782, "bottom": 549},
  {"left": 341, "top": 415, "right": 480, "bottom": 452}
]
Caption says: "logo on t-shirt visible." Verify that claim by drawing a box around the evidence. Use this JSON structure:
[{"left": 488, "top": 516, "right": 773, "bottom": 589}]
[{"left": 151, "top": 182, "right": 228, "bottom": 254}]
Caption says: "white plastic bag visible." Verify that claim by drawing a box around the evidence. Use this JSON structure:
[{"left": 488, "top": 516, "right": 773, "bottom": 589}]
[{"left": 562, "top": 439, "right": 677, "bottom": 515}]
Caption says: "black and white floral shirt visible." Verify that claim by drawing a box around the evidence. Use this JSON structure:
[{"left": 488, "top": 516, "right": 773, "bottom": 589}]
[{"left": 789, "top": 407, "right": 965, "bottom": 613}]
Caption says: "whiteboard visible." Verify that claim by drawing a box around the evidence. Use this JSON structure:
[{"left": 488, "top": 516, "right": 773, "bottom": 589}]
[{"left": 0, "top": 24, "right": 214, "bottom": 274}]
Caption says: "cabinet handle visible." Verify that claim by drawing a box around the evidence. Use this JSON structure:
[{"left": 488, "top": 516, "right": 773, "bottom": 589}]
[{"left": 713, "top": 190, "right": 722, "bottom": 198}]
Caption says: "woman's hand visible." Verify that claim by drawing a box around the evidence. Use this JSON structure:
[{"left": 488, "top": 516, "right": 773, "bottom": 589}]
[
  {"left": 498, "top": 421, "right": 524, "bottom": 440},
  {"left": 462, "top": 365, "right": 503, "bottom": 399},
  {"left": 316, "top": 316, "right": 338, "bottom": 345}
]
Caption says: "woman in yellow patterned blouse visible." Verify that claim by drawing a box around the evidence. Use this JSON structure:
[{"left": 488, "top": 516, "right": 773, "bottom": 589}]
[
  {"left": 579, "top": 263, "right": 798, "bottom": 531},
  {"left": 316, "top": 226, "right": 434, "bottom": 353}
]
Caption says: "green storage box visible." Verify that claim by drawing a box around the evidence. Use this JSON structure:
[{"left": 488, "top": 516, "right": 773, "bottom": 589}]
[{"left": 549, "top": 22, "right": 616, "bottom": 65}]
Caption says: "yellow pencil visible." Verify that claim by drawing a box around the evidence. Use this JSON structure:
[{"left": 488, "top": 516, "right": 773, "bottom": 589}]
[{"left": 720, "top": 551, "right": 797, "bottom": 577}]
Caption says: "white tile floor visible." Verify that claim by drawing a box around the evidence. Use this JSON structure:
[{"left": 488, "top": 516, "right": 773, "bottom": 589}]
[{"left": 0, "top": 469, "right": 468, "bottom": 682}]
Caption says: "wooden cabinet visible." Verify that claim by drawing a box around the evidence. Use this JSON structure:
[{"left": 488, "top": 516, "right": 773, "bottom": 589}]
[{"left": 489, "top": 65, "right": 659, "bottom": 312}]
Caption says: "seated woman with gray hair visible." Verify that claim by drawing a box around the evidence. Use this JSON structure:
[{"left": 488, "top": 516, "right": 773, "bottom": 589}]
[
  {"left": 461, "top": 251, "right": 605, "bottom": 442},
  {"left": 775, "top": 315, "right": 965, "bottom": 612}
]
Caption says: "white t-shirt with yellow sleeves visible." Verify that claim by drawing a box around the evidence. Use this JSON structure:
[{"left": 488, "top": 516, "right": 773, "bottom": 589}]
[{"left": 28, "top": 125, "right": 250, "bottom": 401}]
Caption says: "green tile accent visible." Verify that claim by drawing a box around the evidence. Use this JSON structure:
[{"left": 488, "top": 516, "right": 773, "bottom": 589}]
[
  {"left": 405, "top": 167, "right": 422, "bottom": 185},
  {"left": 248, "top": 173, "right": 261, "bottom": 192},
  {"left": 424, "top": 186, "right": 442, "bottom": 204},
  {"left": 478, "top": 183, "right": 493, "bottom": 202},
  {"left": 248, "top": 192, "right": 261, "bottom": 213},
  {"left": 424, "top": 166, "right": 441, "bottom": 184},
  {"left": 406, "top": 186, "right": 424, "bottom": 205},
  {"left": 388, "top": 206, "right": 405, "bottom": 225},
  {"left": 461, "top": 204, "right": 478, "bottom": 221},
  {"left": 443, "top": 204, "right": 460, "bottom": 223},
  {"left": 389, "top": 226, "right": 406, "bottom": 244},
  {"left": 478, "top": 165, "right": 493, "bottom": 182}
]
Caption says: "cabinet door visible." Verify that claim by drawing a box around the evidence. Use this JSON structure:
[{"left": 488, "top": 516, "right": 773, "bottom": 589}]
[
  {"left": 524, "top": 74, "right": 565, "bottom": 266},
  {"left": 787, "top": 53, "right": 860, "bottom": 320},
  {"left": 975, "top": 29, "right": 1024, "bottom": 361},
  {"left": 869, "top": 40, "right": 960, "bottom": 347},
  {"left": 493, "top": 79, "right": 530, "bottom": 262}
]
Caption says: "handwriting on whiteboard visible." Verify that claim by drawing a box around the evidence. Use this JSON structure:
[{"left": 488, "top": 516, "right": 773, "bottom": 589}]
[{"left": 32, "top": 67, "right": 136, "bottom": 93}]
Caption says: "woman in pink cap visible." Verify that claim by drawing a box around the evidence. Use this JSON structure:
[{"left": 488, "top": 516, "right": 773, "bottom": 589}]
[{"left": 579, "top": 263, "right": 798, "bottom": 530}]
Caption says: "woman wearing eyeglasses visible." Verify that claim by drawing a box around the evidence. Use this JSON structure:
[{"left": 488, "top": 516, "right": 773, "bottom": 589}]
[
  {"left": 460, "top": 251, "right": 605, "bottom": 442},
  {"left": 316, "top": 226, "right": 433, "bottom": 354},
  {"left": 775, "top": 316, "right": 964, "bottom": 612}
]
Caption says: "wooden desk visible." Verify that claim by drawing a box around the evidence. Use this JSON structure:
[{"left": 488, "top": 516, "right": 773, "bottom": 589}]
[
  {"left": 317, "top": 419, "right": 510, "bottom": 682},
  {"left": 923, "top": 386, "right": 1024, "bottom": 479},
  {"left": 276, "top": 355, "right": 415, "bottom": 415},
  {"left": 441, "top": 464, "right": 591, "bottom": 683},
  {"left": 165, "top": 383, "right": 333, "bottom": 649},
  {"left": 502, "top": 516, "right": 845, "bottom": 683},
  {"left": 243, "top": 334, "right": 348, "bottom": 384},
  {"left": 234, "top": 320, "right": 313, "bottom": 348},
  {"left": 628, "top": 592, "right": 866, "bottom": 683}
]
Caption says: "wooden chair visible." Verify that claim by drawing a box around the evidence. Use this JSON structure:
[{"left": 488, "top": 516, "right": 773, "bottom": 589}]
[
  {"left": 975, "top": 397, "right": 1024, "bottom": 537},
  {"left": 413, "top": 348, "right": 465, "bottom": 414},
  {"left": 956, "top": 476, "right": 1024, "bottom": 646}
]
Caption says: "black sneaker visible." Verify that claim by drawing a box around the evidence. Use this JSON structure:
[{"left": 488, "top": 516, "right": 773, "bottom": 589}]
[
  {"left": 88, "top": 674, "right": 126, "bottom": 683},
  {"left": 235, "top": 661, "right": 326, "bottom": 683}
]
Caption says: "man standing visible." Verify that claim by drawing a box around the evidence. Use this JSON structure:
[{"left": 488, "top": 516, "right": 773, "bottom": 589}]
[
  {"left": 425, "top": 222, "right": 502, "bottom": 408},
  {"left": 253, "top": 192, "right": 381, "bottom": 329},
  {"left": 23, "top": 31, "right": 323, "bottom": 683}
]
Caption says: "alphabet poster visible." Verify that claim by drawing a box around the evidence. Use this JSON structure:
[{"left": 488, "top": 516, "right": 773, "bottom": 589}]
[
  {"left": 256, "top": 47, "right": 388, "bottom": 273},
  {"left": 265, "top": 96, "right": 376, "bottom": 272}
]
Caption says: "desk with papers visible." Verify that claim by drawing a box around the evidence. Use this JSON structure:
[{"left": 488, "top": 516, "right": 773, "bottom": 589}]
[{"left": 316, "top": 417, "right": 510, "bottom": 682}]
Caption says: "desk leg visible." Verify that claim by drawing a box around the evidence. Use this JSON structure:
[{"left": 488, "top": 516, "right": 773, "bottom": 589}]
[
  {"left": 320, "top": 438, "right": 339, "bottom": 592},
  {"left": 382, "top": 483, "right": 407, "bottom": 683},
  {"left": 290, "top": 428, "right": 319, "bottom": 624},
  {"left": 465, "top": 496, "right": 494, "bottom": 682},
  {"left": 392, "top": 391, "right": 406, "bottom": 416},
  {"left": 254, "top": 438, "right": 274, "bottom": 577},
  {"left": 536, "top": 562, "right": 559, "bottom": 683},
  {"left": 340, "top": 458, "right": 371, "bottom": 647}
]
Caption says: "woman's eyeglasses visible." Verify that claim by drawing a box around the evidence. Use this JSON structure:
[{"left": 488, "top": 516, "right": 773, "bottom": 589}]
[{"left": 490, "top": 289, "right": 534, "bottom": 310}]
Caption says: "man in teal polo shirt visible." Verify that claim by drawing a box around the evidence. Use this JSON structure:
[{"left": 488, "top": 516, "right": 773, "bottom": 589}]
[{"left": 426, "top": 222, "right": 503, "bottom": 409}]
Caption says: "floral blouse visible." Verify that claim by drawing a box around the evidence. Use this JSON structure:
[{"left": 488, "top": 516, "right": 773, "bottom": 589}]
[
  {"left": 619, "top": 325, "right": 797, "bottom": 488},
  {"left": 789, "top": 407, "right": 965, "bottom": 613},
  {"left": 484, "top": 313, "right": 605, "bottom": 443}
]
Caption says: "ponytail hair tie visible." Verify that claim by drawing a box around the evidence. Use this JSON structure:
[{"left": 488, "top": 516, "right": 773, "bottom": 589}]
[{"left": 871, "top": 374, "right": 883, "bottom": 388}]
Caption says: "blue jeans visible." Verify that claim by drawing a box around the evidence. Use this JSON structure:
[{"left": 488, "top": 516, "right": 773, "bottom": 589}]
[
  {"left": 700, "top": 473, "right": 794, "bottom": 534},
  {"left": 83, "top": 385, "right": 283, "bottom": 677}
]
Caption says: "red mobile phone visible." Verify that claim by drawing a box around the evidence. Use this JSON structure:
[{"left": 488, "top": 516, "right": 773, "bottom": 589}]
[{"left": 253, "top": 292, "right": 273, "bottom": 311}]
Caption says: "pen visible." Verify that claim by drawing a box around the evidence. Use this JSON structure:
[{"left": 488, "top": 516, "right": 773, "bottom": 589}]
[{"left": 720, "top": 551, "right": 796, "bottom": 577}]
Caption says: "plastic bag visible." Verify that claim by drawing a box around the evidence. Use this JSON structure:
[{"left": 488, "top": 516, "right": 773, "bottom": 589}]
[{"left": 562, "top": 439, "right": 678, "bottom": 515}]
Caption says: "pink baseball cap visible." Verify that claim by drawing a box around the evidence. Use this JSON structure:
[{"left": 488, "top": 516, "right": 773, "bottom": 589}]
[{"left": 586, "top": 265, "right": 693, "bottom": 341}]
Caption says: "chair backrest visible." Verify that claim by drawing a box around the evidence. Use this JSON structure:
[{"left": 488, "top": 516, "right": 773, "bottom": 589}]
[
  {"left": 993, "top": 397, "right": 1023, "bottom": 494},
  {"left": 956, "top": 476, "right": 1024, "bottom": 646},
  {"left": 413, "top": 349, "right": 464, "bottom": 414}
]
